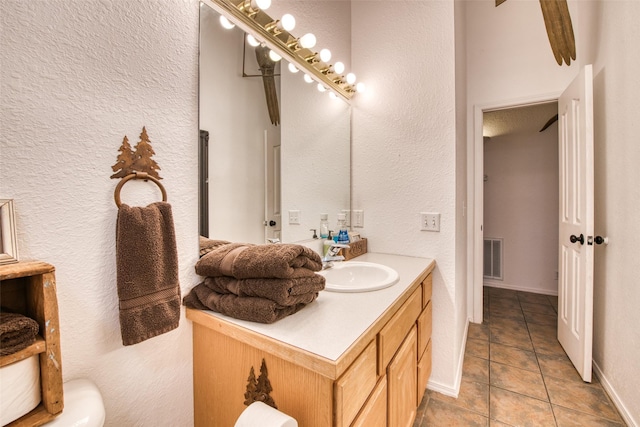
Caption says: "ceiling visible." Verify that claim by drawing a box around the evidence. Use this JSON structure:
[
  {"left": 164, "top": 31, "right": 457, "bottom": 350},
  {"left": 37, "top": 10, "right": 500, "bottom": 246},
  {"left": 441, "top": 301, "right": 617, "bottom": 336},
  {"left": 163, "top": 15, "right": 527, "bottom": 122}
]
[{"left": 483, "top": 102, "right": 558, "bottom": 138}]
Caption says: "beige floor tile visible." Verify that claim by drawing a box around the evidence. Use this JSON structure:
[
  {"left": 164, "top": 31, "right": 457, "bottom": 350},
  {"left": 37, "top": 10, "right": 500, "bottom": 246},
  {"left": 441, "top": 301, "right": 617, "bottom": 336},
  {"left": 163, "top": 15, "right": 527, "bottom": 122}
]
[
  {"left": 489, "top": 420, "right": 514, "bottom": 427},
  {"left": 537, "top": 352, "right": 583, "bottom": 383},
  {"left": 523, "top": 310, "right": 557, "bottom": 326},
  {"left": 527, "top": 322, "right": 557, "bottom": 339},
  {"left": 490, "top": 324, "right": 534, "bottom": 351},
  {"left": 517, "top": 292, "right": 552, "bottom": 305},
  {"left": 490, "top": 342, "right": 539, "bottom": 372},
  {"left": 428, "top": 380, "right": 489, "bottom": 416},
  {"left": 489, "top": 316, "right": 528, "bottom": 332},
  {"left": 489, "top": 287, "right": 520, "bottom": 300},
  {"left": 467, "top": 338, "right": 489, "bottom": 359},
  {"left": 469, "top": 322, "right": 490, "bottom": 341},
  {"left": 520, "top": 302, "right": 557, "bottom": 316},
  {"left": 547, "top": 295, "right": 558, "bottom": 312},
  {"left": 490, "top": 297, "right": 522, "bottom": 310},
  {"left": 490, "top": 308, "right": 526, "bottom": 323},
  {"left": 463, "top": 354, "right": 490, "bottom": 384},
  {"left": 545, "top": 376, "right": 623, "bottom": 422},
  {"left": 553, "top": 405, "right": 625, "bottom": 427},
  {"left": 490, "top": 361, "right": 548, "bottom": 401},
  {"left": 490, "top": 387, "right": 556, "bottom": 427},
  {"left": 529, "top": 331, "right": 566, "bottom": 356},
  {"left": 421, "top": 398, "right": 489, "bottom": 427}
]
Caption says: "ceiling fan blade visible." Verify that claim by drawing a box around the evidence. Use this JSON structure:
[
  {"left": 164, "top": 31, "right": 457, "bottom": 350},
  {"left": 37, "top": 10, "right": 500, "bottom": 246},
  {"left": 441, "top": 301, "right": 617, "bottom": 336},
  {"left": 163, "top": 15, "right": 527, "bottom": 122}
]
[{"left": 539, "top": 114, "right": 559, "bottom": 132}]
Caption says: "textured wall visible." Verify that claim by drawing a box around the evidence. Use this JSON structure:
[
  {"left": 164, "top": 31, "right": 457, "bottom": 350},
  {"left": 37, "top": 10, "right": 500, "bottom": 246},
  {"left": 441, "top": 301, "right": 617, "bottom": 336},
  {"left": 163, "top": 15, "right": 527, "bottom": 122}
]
[
  {"left": 351, "top": 1, "right": 460, "bottom": 394},
  {"left": 0, "top": 1, "right": 199, "bottom": 425}
]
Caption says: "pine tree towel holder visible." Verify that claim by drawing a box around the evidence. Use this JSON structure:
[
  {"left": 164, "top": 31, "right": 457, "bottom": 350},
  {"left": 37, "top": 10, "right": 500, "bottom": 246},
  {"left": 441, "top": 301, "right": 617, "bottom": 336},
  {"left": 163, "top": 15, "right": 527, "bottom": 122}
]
[{"left": 111, "top": 127, "right": 167, "bottom": 207}]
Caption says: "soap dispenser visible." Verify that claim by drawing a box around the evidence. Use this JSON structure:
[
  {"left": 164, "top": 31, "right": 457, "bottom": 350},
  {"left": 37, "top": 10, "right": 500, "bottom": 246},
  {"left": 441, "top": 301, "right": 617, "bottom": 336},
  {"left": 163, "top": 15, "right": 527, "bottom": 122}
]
[
  {"left": 336, "top": 213, "right": 349, "bottom": 244},
  {"left": 323, "top": 231, "right": 334, "bottom": 256}
]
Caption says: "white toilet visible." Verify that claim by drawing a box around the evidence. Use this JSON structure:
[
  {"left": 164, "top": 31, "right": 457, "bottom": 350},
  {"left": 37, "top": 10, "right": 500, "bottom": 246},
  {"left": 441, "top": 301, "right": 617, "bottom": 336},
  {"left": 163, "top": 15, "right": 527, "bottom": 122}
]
[{"left": 44, "top": 379, "right": 106, "bottom": 427}]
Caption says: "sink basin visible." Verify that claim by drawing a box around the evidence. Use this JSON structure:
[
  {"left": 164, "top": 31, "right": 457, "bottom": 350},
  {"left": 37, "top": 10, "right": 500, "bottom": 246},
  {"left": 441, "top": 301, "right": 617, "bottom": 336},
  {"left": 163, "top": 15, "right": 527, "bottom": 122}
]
[{"left": 319, "top": 261, "right": 400, "bottom": 293}]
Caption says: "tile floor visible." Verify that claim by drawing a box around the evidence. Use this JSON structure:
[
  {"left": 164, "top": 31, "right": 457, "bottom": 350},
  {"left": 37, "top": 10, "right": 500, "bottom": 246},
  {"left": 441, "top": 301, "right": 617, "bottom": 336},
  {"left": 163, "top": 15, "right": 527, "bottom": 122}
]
[{"left": 413, "top": 286, "right": 626, "bottom": 426}]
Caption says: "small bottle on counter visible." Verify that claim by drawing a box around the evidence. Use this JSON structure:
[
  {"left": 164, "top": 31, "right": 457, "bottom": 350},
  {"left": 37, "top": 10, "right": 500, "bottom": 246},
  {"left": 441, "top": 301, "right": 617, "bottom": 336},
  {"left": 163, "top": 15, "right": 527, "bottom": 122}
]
[
  {"left": 336, "top": 213, "right": 349, "bottom": 244},
  {"left": 319, "top": 213, "right": 329, "bottom": 239}
]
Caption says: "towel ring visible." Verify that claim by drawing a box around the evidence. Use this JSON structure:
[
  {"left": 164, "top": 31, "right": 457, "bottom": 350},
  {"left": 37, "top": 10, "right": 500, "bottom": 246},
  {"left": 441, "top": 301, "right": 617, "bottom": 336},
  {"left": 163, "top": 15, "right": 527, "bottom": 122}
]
[{"left": 114, "top": 172, "right": 167, "bottom": 207}]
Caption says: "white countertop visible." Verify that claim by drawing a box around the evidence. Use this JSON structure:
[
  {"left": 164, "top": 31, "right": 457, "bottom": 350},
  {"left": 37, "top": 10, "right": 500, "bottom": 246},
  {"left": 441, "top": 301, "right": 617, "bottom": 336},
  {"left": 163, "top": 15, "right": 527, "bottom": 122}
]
[{"left": 195, "top": 253, "right": 435, "bottom": 362}]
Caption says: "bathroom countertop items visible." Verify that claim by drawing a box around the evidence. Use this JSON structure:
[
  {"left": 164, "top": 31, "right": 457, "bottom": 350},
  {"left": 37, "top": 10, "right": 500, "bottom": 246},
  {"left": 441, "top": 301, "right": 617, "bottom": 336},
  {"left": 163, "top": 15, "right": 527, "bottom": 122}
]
[{"left": 184, "top": 240, "right": 325, "bottom": 324}]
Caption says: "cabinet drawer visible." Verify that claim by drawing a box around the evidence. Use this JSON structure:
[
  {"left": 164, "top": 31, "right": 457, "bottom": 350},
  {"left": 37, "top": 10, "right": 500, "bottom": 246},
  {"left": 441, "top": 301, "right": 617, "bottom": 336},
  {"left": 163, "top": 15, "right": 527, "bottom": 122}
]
[
  {"left": 417, "top": 339, "right": 432, "bottom": 404},
  {"left": 422, "top": 274, "right": 432, "bottom": 307},
  {"left": 351, "top": 376, "right": 387, "bottom": 427},
  {"left": 417, "top": 300, "right": 432, "bottom": 358},
  {"left": 335, "top": 340, "right": 377, "bottom": 427},
  {"left": 378, "top": 287, "right": 422, "bottom": 372}
]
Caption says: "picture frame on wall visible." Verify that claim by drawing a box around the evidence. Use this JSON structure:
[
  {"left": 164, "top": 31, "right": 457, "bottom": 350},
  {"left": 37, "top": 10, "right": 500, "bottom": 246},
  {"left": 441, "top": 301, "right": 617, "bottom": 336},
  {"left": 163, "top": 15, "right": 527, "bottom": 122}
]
[{"left": 0, "top": 199, "right": 19, "bottom": 265}]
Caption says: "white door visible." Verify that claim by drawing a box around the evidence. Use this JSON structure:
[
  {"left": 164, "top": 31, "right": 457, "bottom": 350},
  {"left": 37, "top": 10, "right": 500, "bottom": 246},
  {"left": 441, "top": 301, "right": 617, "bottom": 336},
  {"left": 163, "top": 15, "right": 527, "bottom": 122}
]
[
  {"left": 557, "top": 64, "right": 594, "bottom": 382},
  {"left": 264, "top": 130, "right": 281, "bottom": 242}
]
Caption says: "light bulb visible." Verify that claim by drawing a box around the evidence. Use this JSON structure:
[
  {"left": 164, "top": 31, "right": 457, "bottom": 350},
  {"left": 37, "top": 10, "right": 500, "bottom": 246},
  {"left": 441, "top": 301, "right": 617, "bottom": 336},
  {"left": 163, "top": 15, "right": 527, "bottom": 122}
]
[
  {"left": 251, "top": 0, "right": 271, "bottom": 10},
  {"left": 299, "top": 33, "right": 316, "bottom": 49},
  {"left": 317, "top": 84, "right": 326, "bottom": 92},
  {"left": 246, "top": 34, "right": 260, "bottom": 47},
  {"left": 280, "top": 14, "right": 295, "bottom": 31},
  {"left": 303, "top": 74, "right": 313, "bottom": 83},
  {"left": 287, "top": 63, "right": 299, "bottom": 73},
  {"left": 333, "top": 61, "right": 345, "bottom": 75},
  {"left": 219, "top": 16, "right": 235, "bottom": 30},
  {"left": 346, "top": 73, "right": 356, "bottom": 85},
  {"left": 319, "top": 49, "right": 331, "bottom": 63},
  {"left": 268, "top": 50, "right": 282, "bottom": 62},
  {"left": 356, "top": 82, "right": 366, "bottom": 93},
  {"left": 329, "top": 92, "right": 338, "bottom": 100}
]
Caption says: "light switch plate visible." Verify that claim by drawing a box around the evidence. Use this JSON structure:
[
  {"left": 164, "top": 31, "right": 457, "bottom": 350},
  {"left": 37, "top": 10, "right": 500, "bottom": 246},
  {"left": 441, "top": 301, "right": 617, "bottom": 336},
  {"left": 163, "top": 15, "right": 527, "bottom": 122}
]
[
  {"left": 353, "top": 210, "right": 364, "bottom": 228},
  {"left": 420, "top": 212, "right": 440, "bottom": 232},
  {"left": 288, "top": 210, "right": 300, "bottom": 225}
]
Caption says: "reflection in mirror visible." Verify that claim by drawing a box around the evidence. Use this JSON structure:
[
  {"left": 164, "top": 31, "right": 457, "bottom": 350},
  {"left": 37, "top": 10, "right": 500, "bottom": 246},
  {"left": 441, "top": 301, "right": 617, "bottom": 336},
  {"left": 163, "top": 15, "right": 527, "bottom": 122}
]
[{"left": 199, "top": 2, "right": 351, "bottom": 245}]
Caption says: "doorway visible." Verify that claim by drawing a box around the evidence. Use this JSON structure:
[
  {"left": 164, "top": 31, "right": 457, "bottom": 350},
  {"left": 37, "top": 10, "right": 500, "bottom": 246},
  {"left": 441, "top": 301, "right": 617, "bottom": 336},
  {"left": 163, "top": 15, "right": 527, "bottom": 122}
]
[{"left": 471, "top": 94, "right": 562, "bottom": 324}]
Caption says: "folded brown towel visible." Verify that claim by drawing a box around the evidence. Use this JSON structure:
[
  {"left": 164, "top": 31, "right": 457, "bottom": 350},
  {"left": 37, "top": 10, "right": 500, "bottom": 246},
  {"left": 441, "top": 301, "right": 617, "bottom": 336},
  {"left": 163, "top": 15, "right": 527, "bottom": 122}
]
[
  {"left": 0, "top": 311, "right": 40, "bottom": 356},
  {"left": 195, "top": 243, "right": 322, "bottom": 279},
  {"left": 116, "top": 202, "right": 181, "bottom": 346},
  {"left": 203, "top": 275, "right": 325, "bottom": 307},
  {"left": 199, "top": 236, "right": 231, "bottom": 257},
  {"left": 183, "top": 283, "right": 316, "bottom": 324}
]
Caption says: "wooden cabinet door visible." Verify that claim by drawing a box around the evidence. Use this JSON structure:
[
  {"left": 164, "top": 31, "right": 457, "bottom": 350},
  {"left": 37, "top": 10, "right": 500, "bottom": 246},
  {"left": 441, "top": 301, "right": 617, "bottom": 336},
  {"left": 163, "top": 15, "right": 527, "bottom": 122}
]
[{"left": 387, "top": 326, "right": 418, "bottom": 427}]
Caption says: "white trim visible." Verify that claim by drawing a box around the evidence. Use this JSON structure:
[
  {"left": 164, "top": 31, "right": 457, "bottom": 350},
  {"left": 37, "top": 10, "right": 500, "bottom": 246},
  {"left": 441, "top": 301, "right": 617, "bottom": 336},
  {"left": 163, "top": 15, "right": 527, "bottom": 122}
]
[
  {"left": 470, "top": 92, "right": 562, "bottom": 324},
  {"left": 483, "top": 281, "right": 558, "bottom": 297},
  {"left": 426, "top": 319, "right": 469, "bottom": 398},
  {"left": 593, "top": 361, "right": 638, "bottom": 427}
]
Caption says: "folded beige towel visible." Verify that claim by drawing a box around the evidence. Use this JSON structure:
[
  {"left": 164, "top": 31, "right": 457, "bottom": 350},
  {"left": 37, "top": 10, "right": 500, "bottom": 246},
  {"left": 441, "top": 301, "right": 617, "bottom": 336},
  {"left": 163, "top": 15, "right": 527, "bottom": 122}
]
[
  {"left": 199, "top": 236, "right": 231, "bottom": 257},
  {"left": 183, "top": 284, "right": 315, "bottom": 324},
  {"left": 203, "top": 274, "right": 325, "bottom": 307},
  {"left": 116, "top": 202, "right": 181, "bottom": 346},
  {"left": 0, "top": 311, "right": 39, "bottom": 356},
  {"left": 195, "top": 243, "right": 322, "bottom": 279}
]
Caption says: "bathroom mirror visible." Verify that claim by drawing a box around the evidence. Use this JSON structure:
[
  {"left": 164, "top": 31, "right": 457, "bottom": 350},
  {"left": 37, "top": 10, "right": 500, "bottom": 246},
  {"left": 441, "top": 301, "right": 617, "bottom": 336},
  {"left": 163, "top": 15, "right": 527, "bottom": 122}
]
[{"left": 199, "top": 1, "right": 351, "bottom": 245}]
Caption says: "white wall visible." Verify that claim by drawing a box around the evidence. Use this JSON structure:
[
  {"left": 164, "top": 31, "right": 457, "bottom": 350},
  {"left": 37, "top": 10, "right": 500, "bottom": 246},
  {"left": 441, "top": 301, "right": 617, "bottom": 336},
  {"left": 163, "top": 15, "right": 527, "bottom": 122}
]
[
  {"left": 351, "top": 1, "right": 462, "bottom": 395},
  {"left": 0, "top": 1, "right": 199, "bottom": 426},
  {"left": 483, "top": 128, "right": 559, "bottom": 295},
  {"left": 582, "top": 1, "right": 640, "bottom": 424}
]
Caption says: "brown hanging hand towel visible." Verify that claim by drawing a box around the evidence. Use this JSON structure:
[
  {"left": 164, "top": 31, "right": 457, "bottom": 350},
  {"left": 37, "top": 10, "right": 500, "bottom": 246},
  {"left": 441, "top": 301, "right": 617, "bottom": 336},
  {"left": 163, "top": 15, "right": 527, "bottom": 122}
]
[
  {"left": 195, "top": 243, "right": 322, "bottom": 279},
  {"left": 0, "top": 311, "right": 39, "bottom": 356},
  {"left": 202, "top": 275, "right": 325, "bottom": 307},
  {"left": 183, "top": 283, "right": 316, "bottom": 324},
  {"left": 116, "top": 202, "right": 180, "bottom": 346}
]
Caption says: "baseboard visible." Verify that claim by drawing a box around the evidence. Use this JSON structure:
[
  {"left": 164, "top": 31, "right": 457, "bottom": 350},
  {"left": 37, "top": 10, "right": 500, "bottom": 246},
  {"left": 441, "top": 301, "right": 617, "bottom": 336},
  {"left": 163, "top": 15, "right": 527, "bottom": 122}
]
[
  {"left": 483, "top": 280, "right": 558, "bottom": 296},
  {"left": 426, "top": 319, "right": 469, "bottom": 398},
  {"left": 593, "top": 361, "right": 638, "bottom": 427}
]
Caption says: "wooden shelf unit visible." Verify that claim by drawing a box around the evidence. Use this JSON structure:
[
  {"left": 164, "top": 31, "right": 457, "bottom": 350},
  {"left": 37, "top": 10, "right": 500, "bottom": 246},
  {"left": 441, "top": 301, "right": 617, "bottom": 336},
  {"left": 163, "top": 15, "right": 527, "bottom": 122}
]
[{"left": 1, "top": 261, "right": 64, "bottom": 427}]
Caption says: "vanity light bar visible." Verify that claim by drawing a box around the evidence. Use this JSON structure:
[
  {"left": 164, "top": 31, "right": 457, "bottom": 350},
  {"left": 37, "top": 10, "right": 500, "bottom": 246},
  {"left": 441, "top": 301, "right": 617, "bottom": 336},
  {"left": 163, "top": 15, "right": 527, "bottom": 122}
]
[{"left": 203, "top": 0, "right": 356, "bottom": 100}]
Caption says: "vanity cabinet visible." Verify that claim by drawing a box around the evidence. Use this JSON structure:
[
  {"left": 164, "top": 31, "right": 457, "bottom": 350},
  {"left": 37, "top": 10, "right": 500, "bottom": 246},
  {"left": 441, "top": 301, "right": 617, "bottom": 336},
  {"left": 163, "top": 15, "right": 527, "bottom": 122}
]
[
  {"left": 0, "top": 261, "right": 64, "bottom": 426},
  {"left": 188, "top": 258, "right": 434, "bottom": 427}
]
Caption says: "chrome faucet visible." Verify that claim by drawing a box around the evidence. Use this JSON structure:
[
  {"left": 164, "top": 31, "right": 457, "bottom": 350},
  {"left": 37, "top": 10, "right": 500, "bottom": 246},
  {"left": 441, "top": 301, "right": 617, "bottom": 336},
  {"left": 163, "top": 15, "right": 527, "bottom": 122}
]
[{"left": 322, "top": 243, "right": 350, "bottom": 269}]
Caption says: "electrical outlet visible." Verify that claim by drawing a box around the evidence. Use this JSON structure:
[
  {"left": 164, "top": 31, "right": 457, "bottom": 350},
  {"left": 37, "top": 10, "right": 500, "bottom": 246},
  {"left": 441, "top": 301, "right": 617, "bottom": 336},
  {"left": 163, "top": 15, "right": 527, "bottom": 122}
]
[
  {"left": 353, "top": 210, "right": 364, "bottom": 228},
  {"left": 420, "top": 212, "right": 440, "bottom": 232},
  {"left": 288, "top": 210, "right": 300, "bottom": 225},
  {"left": 341, "top": 209, "right": 351, "bottom": 227}
]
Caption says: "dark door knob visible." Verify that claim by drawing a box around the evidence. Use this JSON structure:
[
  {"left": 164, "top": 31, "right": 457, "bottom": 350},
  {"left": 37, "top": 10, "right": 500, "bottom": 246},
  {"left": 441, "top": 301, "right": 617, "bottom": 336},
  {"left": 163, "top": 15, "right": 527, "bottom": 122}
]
[
  {"left": 269, "top": 220, "right": 276, "bottom": 227},
  {"left": 595, "top": 236, "right": 607, "bottom": 245},
  {"left": 570, "top": 234, "right": 584, "bottom": 245}
]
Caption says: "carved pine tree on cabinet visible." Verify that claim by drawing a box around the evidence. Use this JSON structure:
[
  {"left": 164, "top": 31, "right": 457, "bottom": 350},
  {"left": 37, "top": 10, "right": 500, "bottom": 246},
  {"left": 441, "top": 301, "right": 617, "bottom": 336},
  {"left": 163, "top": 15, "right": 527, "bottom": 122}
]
[{"left": 244, "top": 367, "right": 258, "bottom": 406}]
